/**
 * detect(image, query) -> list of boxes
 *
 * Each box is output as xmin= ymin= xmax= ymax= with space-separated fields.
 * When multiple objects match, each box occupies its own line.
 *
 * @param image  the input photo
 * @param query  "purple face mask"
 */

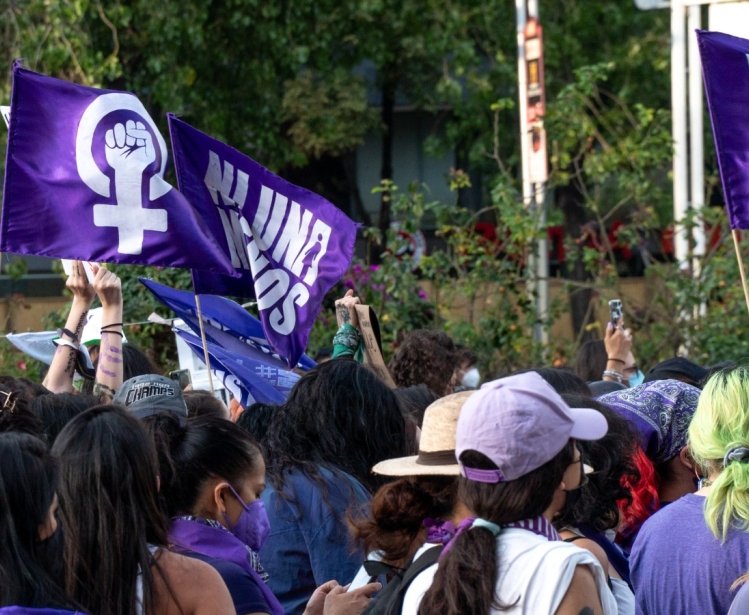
xmin=224 ymin=484 xmax=271 ymax=551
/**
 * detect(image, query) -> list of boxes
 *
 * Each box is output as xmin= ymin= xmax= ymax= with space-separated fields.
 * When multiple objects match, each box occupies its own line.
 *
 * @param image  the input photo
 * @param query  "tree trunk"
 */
xmin=557 ymin=183 xmax=594 ymax=342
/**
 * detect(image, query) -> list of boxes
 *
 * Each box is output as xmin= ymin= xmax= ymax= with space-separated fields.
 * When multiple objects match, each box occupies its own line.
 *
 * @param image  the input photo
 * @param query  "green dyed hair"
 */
xmin=689 ymin=366 xmax=749 ymax=541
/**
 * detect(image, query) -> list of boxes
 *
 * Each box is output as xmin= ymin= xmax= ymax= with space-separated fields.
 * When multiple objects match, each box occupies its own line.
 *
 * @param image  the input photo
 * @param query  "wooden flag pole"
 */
xmin=732 ymin=230 xmax=749 ymax=316
xmin=190 ymin=276 xmax=215 ymax=393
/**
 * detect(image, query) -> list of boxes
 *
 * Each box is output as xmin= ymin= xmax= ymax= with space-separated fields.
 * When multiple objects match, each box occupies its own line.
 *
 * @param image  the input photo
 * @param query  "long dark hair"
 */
xmin=31 ymin=393 xmax=97 ymax=446
xmin=148 ymin=413 xmax=263 ymax=518
xmin=349 ymin=475 xmax=458 ymax=569
xmin=265 ymin=359 xmax=410 ymax=495
xmin=419 ymin=444 xmax=574 ymax=615
xmin=0 ymin=432 xmax=68 ymax=608
xmin=52 ymin=405 xmax=169 ymax=615
xmin=556 ymin=395 xmax=641 ymax=532
xmin=575 ymin=340 xmax=608 ymax=383
xmin=0 ymin=379 xmax=44 ymax=438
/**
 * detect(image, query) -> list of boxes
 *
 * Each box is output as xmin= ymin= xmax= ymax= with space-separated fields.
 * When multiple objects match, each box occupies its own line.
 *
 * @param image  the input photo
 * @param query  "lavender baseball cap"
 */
xmin=456 ymin=372 xmax=608 ymax=483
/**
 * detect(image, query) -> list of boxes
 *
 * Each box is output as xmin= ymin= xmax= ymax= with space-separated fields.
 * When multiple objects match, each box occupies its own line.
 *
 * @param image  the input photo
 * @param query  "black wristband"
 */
xmin=60 ymin=327 xmax=79 ymax=342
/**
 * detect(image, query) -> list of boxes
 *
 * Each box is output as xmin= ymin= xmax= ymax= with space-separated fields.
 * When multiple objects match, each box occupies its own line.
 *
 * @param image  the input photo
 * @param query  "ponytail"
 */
xmin=420 ymin=445 xmax=573 ymax=614
xmin=419 ymin=522 xmax=501 ymax=615
xmin=689 ymin=367 xmax=749 ymax=541
xmin=705 ymin=452 xmax=749 ymax=540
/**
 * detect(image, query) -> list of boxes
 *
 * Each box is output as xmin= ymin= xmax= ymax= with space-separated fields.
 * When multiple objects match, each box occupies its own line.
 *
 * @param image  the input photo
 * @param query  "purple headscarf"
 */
xmin=599 ymin=379 xmax=700 ymax=464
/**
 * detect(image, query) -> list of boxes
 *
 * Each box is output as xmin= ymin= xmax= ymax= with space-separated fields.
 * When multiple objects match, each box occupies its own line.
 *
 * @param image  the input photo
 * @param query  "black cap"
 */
xmin=644 ymin=357 xmax=708 ymax=388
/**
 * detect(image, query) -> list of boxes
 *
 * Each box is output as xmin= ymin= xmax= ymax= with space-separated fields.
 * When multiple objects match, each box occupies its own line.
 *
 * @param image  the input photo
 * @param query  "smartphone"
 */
xmin=609 ymin=299 xmax=623 ymax=329
xmin=169 ymin=369 xmax=192 ymax=390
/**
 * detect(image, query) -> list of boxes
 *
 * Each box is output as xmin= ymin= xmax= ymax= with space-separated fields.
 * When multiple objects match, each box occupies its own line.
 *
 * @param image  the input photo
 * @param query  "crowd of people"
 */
xmin=1 ymin=261 xmax=748 ymax=614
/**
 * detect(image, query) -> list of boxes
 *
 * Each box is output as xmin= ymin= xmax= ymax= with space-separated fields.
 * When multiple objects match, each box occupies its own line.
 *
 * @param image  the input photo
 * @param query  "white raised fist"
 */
xmin=104 ymin=119 xmax=155 ymax=172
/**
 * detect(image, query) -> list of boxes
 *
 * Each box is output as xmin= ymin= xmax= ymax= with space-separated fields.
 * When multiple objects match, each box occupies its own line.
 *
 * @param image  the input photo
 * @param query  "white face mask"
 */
xmin=461 ymin=367 xmax=481 ymax=389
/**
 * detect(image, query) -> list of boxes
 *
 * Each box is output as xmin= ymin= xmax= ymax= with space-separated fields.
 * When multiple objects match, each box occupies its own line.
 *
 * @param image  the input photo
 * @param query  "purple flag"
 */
xmin=0 ymin=63 xmax=234 ymax=273
xmin=698 ymin=30 xmax=749 ymax=229
xmin=168 ymin=114 xmax=357 ymax=366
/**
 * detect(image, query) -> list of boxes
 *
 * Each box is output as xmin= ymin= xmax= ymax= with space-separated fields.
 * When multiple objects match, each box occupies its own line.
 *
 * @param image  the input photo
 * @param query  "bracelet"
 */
xmin=100 ymin=322 xmax=123 ymax=330
xmin=602 ymin=369 xmax=624 ymax=383
xmin=607 ymin=357 xmax=625 ymax=364
xmin=101 ymin=330 xmax=124 ymax=337
xmin=55 ymin=338 xmax=80 ymax=351
xmin=59 ymin=327 xmax=79 ymax=342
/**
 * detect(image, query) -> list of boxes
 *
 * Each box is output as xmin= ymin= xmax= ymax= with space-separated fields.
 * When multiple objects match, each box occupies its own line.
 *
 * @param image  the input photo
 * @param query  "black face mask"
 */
xmin=561 ymin=486 xmax=584 ymax=518
xmin=560 ymin=457 xmax=588 ymax=519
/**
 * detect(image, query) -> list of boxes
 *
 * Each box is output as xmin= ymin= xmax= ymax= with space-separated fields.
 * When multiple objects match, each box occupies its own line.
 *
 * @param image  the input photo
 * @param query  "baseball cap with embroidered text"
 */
xmin=113 ymin=374 xmax=188 ymax=424
xmin=456 ymin=372 xmax=608 ymax=483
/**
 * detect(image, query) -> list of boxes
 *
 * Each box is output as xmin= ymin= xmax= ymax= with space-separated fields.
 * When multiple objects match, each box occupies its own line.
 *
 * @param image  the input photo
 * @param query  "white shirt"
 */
xmin=402 ymin=529 xmax=617 ymax=615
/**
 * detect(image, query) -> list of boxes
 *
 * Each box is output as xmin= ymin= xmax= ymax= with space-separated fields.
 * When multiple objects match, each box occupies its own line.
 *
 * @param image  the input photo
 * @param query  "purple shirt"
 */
xmin=630 ymin=494 xmax=749 ymax=614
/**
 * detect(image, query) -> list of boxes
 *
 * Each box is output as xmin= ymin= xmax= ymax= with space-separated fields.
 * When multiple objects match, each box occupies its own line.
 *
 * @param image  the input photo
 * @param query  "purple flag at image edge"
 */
xmin=697 ymin=30 xmax=749 ymax=230
xmin=0 ymin=62 xmax=234 ymax=274
xmin=168 ymin=114 xmax=358 ymax=367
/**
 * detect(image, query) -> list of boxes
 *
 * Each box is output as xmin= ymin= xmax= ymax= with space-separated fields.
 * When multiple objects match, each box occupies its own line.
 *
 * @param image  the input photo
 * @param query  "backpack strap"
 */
xmin=364 ymin=545 xmax=443 ymax=615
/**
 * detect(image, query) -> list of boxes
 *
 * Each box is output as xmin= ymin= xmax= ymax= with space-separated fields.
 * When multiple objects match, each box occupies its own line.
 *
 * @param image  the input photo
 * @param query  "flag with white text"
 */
xmin=168 ymin=114 xmax=357 ymax=367
xmin=698 ymin=30 xmax=749 ymax=229
xmin=0 ymin=63 xmax=234 ymax=273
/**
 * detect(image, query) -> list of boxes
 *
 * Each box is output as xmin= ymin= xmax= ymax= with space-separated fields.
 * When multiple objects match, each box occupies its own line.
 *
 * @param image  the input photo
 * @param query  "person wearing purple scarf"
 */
xmin=151 ymin=414 xmax=378 ymax=615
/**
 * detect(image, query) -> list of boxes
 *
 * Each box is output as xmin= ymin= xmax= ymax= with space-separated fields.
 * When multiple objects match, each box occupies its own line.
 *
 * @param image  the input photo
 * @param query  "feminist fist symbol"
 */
xmin=93 ymin=118 xmax=166 ymax=255
xmin=104 ymin=120 xmax=155 ymax=173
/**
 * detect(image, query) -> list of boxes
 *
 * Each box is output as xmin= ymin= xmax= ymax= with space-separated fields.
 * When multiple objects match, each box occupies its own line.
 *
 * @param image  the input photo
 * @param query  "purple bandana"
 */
xmin=169 ymin=517 xmax=283 ymax=615
xmin=504 ymin=516 xmax=560 ymax=542
xmin=599 ymin=379 xmax=700 ymax=464
xmin=423 ymin=518 xmax=458 ymax=545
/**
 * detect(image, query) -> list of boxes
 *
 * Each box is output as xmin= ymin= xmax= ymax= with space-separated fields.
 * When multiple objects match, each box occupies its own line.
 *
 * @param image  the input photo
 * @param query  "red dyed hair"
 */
xmin=617 ymin=446 xmax=660 ymax=542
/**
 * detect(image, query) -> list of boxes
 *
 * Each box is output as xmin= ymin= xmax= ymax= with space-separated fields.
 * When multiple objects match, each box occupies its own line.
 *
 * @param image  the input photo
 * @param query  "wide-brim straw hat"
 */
xmin=372 ymin=390 xmax=475 ymax=477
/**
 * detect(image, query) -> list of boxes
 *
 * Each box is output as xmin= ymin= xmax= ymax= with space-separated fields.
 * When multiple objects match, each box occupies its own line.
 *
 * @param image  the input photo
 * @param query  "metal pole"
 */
xmin=671 ymin=0 xmax=690 ymax=270
xmin=516 ymin=1 xmax=533 ymax=211
xmin=526 ymin=0 xmax=548 ymax=347
xmin=688 ymin=4 xmax=705 ymax=272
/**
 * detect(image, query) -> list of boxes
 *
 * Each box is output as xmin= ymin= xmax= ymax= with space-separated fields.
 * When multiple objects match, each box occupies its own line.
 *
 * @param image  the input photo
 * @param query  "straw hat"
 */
xmin=372 ymin=390 xmax=475 ymax=476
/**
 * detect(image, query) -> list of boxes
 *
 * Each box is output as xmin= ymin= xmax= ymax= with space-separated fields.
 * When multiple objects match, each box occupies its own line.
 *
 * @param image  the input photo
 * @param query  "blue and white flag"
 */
xmin=177 ymin=329 xmax=299 ymax=407
xmin=141 ymin=278 xmax=316 ymax=371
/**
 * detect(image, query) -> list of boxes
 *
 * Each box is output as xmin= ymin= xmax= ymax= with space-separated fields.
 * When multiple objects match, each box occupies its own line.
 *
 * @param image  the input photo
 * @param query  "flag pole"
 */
xmin=732 ymin=230 xmax=749 ymax=315
xmin=191 ymin=273 xmax=215 ymax=392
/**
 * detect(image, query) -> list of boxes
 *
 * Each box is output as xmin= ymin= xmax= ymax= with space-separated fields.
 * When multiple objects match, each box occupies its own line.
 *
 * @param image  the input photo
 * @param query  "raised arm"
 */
xmin=332 ymin=289 xmax=362 ymax=360
xmin=43 ymin=261 xmax=95 ymax=393
xmin=92 ymin=266 xmax=123 ymax=403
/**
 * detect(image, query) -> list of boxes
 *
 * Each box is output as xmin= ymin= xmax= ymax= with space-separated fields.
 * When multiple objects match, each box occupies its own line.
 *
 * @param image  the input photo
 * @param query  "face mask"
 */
xmin=628 ymin=369 xmax=644 ymax=388
xmin=461 ymin=367 xmax=481 ymax=389
xmin=224 ymin=485 xmax=271 ymax=551
xmin=561 ymin=486 xmax=583 ymax=519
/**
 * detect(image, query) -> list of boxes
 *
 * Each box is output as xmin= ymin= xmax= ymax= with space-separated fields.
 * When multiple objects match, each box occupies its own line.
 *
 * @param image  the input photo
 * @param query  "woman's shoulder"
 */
xmin=151 ymin=550 xmax=235 ymax=615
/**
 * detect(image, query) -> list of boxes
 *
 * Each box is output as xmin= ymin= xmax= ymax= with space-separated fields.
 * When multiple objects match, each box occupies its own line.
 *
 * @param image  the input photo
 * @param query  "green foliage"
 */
xmin=1 ymin=0 xmax=743 ymax=380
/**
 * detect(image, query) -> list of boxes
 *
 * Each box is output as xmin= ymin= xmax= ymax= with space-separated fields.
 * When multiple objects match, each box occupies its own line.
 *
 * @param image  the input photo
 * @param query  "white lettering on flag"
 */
xmin=204 ymin=151 xmax=250 ymax=268
xmin=207 ymin=153 xmax=332 ymax=335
